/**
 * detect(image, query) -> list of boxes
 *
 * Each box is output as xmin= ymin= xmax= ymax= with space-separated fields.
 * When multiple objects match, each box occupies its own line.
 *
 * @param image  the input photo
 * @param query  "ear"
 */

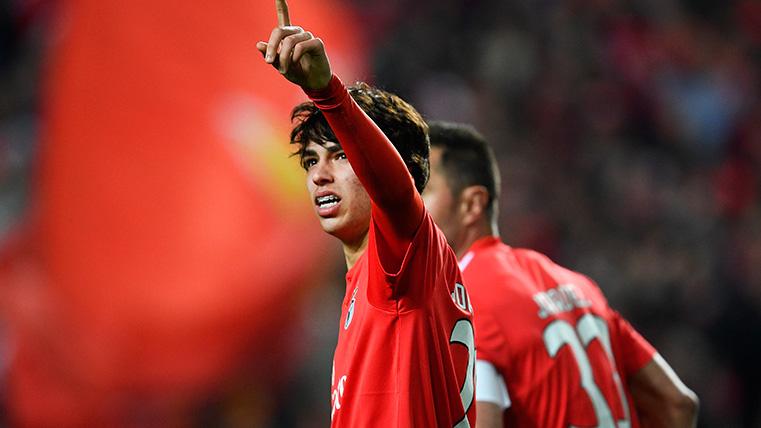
xmin=458 ymin=186 xmax=490 ymax=227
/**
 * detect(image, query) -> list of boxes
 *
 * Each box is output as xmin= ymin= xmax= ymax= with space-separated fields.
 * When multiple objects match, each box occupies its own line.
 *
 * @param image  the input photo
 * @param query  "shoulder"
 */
xmin=463 ymin=243 xmax=533 ymax=309
xmin=509 ymin=247 xmax=610 ymax=306
xmin=418 ymin=213 xmax=461 ymax=274
xmin=474 ymin=244 xmax=568 ymax=278
xmin=465 ymin=240 xmax=518 ymax=277
xmin=370 ymin=212 xmax=460 ymax=309
xmin=369 ymin=211 xmax=453 ymax=273
xmin=466 ymin=245 xmax=554 ymax=291
xmin=512 ymin=248 xmax=600 ymax=286
xmin=510 ymin=247 xmax=563 ymax=273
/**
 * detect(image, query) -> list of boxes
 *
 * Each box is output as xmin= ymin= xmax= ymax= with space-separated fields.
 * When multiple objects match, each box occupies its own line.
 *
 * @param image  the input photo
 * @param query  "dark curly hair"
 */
xmin=289 ymin=82 xmax=430 ymax=193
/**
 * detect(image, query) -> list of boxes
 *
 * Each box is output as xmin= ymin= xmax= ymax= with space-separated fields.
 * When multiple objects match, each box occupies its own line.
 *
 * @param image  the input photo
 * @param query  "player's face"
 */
xmin=422 ymin=147 xmax=461 ymax=245
xmin=303 ymin=141 xmax=371 ymax=243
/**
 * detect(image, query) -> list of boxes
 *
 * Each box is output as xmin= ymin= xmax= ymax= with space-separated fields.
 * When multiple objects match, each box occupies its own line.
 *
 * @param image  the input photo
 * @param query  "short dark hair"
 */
xmin=428 ymin=121 xmax=501 ymax=216
xmin=290 ymin=82 xmax=429 ymax=193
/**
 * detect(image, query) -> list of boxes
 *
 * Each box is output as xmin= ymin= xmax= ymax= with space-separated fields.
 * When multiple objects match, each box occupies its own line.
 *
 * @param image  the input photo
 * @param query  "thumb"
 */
xmin=256 ymin=41 xmax=268 ymax=57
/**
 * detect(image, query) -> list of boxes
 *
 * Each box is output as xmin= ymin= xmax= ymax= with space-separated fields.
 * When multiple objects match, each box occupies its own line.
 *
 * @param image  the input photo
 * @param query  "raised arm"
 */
xmin=304 ymin=77 xmax=424 ymax=244
xmin=257 ymin=26 xmax=425 ymax=269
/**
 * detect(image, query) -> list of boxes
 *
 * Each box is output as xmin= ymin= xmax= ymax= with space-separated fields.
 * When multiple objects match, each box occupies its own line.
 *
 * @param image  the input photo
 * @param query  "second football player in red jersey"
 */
xmin=422 ymin=121 xmax=699 ymax=428
xmin=256 ymin=12 xmax=476 ymax=428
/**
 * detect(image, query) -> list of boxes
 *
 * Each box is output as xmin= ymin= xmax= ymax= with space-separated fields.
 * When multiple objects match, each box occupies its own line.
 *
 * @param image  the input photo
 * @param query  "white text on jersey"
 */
xmin=451 ymin=282 xmax=473 ymax=313
xmin=533 ymin=283 xmax=591 ymax=319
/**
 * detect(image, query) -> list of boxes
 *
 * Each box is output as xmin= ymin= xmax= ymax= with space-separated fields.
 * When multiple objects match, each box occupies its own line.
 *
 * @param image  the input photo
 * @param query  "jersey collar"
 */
xmin=458 ymin=236 xmax=501 ymax=271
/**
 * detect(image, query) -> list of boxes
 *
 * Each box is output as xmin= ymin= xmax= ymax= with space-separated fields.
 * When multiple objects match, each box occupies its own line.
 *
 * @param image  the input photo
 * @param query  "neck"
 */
xmin=343 ymin=232 xmax=369 ymax=270
xmin=454 ymin=220 xmax=499 ymax=260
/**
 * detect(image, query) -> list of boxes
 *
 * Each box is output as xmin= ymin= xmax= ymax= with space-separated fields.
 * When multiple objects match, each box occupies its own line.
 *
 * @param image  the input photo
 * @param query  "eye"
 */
xmin=302 ymin=158 xmax=317 ymax=170
xmin=335 ymin=151 xmax=347 ymax=160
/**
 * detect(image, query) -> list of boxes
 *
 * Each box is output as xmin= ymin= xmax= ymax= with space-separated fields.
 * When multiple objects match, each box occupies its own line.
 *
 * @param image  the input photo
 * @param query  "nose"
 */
xmin=310 ymin=159 xmax=334 ymax=186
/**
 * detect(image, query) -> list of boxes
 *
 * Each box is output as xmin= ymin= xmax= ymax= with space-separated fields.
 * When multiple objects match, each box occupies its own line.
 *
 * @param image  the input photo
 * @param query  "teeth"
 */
xmin=316 ymin=195 xmax=340 ymax=207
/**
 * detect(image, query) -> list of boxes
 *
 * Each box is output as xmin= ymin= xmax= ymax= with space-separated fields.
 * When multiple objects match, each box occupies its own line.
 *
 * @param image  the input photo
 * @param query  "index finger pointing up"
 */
xmin=275 ymin=0 xmax=291 ymax=27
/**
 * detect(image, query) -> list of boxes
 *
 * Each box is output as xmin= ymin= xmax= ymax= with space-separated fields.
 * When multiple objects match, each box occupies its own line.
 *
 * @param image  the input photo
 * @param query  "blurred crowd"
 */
xmin=2 ymin=0 xmax=761 ymax=427
xmin=1 ymin=1 xmax=43 ymax=425
xmin=0 ymin=0 xmax=41 ymax=245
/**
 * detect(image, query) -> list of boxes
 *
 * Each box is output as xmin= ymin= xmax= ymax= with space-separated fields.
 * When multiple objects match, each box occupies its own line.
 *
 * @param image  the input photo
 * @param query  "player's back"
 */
xmin=462 ymin=237 xmax=654 ymax=428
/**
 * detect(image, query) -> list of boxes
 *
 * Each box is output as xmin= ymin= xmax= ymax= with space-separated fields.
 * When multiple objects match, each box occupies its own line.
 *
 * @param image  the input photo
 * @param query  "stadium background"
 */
xmin=1 ymin=0 xmax=759 ymax=426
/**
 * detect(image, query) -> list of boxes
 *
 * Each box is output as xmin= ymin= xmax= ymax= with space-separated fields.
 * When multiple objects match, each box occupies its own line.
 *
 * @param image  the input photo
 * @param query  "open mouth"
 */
xmin=315 ymin=194 xmax=341 ymax=209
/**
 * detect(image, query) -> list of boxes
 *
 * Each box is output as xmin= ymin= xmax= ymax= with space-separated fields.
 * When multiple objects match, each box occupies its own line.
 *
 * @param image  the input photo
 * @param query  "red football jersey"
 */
xmin=330 ymin=213 xmax=476 ymax=427
xmin=303 ymin=76 xmax=476 ymax=427
xmin=461 ymin=237 xmax=655 ymax=428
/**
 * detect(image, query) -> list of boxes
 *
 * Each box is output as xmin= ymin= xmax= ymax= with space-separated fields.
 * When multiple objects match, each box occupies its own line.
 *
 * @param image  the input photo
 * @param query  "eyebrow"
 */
xmin=303 ymin=144 xmax=343 ymax=158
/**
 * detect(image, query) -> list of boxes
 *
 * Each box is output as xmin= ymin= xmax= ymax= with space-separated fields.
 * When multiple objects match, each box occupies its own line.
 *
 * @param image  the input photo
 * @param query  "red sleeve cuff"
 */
xmin=303 ymin=74 xmax=347 ymax=110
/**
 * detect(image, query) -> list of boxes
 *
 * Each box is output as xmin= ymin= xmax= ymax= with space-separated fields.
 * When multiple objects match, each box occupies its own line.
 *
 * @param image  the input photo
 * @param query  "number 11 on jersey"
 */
xmin=543 ymin=314 xmax=631 ymax=428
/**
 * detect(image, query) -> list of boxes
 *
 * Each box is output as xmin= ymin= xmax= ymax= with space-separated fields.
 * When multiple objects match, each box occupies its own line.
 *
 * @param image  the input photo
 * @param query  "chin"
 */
xmin=318 ymin=218 xmax=342 ymax=236
xmin=322 ymin=220 xmax=367 ymax=244
xmin=319 ymin=218 xmax=350 ymax=238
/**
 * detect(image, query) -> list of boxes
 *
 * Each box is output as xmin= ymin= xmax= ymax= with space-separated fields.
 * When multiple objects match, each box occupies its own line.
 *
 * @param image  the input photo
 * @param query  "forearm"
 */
xmin=630 ymin=354 xmax=699 ymax=428
xmin=636 ymin=400 xmax=698 ymax=428
xmin=475 ymin=402 xmax=504 ymax=428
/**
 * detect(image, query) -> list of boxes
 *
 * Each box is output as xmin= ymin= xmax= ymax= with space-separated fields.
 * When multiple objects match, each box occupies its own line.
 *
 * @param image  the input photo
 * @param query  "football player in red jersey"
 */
xmin=256 ymin=11 xmax=477 ymax=428
xmin=422 ymin=121 xmax=699 ymax=428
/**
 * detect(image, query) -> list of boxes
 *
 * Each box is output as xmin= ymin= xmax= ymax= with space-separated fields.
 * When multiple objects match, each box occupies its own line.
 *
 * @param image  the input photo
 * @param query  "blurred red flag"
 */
xmin=0 ymin=0 xmax=366 ymax=425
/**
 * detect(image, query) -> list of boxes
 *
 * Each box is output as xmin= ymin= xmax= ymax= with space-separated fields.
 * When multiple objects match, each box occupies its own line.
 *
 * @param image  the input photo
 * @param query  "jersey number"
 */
xmin=450 ymin=319 xmax=475 ymax=428
xmin=543 ymin=314 xmax=631 ymax=428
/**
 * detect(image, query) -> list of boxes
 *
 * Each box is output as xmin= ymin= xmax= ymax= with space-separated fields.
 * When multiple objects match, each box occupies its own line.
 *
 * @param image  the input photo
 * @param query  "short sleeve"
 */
xmin=473 ymin=309 xmax=509 ymax=372
xmin=610 ymin=309 xmax=656 ymax=376
xmin=475 ymin=360 xmax=511 ymax=409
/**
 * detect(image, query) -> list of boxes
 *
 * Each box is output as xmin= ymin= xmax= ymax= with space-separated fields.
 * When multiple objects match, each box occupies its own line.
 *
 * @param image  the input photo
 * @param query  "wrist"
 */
xmin=305 ymin=73 xmax=333 ymax=92
xmin=304 ymin=74 xmax=345 ymax=105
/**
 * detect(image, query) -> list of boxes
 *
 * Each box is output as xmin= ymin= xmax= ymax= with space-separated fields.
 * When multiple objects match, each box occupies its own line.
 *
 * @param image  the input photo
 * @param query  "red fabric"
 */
xmin=1 ymin=0 xmax=367 ymax=425
xmin=462 ymin=237 xmax=656 ymax=428
xmin=331 ymin=214 xmax=475 ymax=427
xmin=308 ymin=78 xmax=475 ymax=427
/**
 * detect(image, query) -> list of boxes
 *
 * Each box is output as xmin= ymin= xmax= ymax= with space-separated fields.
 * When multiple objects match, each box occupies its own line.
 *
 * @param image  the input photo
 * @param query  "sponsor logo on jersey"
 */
xmin=331 ymin=373 xmax=348 ymax=420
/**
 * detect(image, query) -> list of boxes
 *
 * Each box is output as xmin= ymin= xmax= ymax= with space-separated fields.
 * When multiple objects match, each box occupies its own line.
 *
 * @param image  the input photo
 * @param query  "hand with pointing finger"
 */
xmin=257 ymin=1 xmax=332 ymax=91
